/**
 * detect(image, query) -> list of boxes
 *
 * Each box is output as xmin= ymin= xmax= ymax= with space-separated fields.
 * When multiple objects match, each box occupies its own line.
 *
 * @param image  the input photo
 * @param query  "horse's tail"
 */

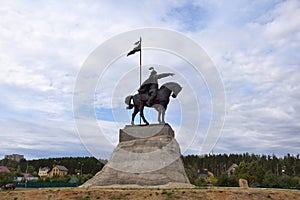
xmin=125 ymin=95 xmax=134 ymax=109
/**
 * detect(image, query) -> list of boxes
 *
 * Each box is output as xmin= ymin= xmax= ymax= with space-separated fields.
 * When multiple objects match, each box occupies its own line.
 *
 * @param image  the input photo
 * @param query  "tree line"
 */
xmin=1 ymin=153 xmax=300 ymax=188
xmin=183 ymin=153 xmax=300 ymax=188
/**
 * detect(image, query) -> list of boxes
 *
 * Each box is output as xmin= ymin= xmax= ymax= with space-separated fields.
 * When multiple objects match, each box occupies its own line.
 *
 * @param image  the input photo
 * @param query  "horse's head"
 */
xmin=161 ymin=82 xmax=182 ymax=98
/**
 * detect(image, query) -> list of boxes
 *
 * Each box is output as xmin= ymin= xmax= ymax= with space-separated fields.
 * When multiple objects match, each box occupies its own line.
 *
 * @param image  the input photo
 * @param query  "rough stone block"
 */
xmin=81 ymin=124 xmax=191 ymax=187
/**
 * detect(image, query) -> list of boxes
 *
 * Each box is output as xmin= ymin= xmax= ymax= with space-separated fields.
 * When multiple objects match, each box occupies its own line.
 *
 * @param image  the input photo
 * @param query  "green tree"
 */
xmin=234 ymin=160 xmax=250 ymax=181
xmin=278 ymin=174 xmax=291 ymax=188
xmin=0 ymin=172 xmax=14 ymax=184
xmin=183 ymin=166 xmax=198 ymax=185
xmin=195 ymin=178 xmax=207 ymax=187
xmin=248 ymin=160 xmax=265 ymax=184
xmin=262 ymin=170 xmax=278 ymax=188
xmin=208 ymin=175 xmax=218 ymax=185
xmin=216 ymin=173 xmax=238 ymax=187
xmin=26 ymin=165 xmax=36 ymax=174
xmin=290 ymin=176 xmax=300 ymax=188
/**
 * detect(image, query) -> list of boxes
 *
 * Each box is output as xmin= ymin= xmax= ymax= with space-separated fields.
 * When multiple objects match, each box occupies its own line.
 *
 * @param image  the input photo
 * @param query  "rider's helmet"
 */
xmin=149 ymin=67 xmax=157 ymax=76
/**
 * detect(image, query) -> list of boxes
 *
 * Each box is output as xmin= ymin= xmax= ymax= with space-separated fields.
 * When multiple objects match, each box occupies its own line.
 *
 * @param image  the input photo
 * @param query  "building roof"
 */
xmin=39 ymin=167 xmax=50 ymax=172
xmin=227 ymin=163 xmax=238 ymax=176
xmin=56 ymin=165 xmax=68 ymax=171
xmin=4 ymin=154 xmax=24 ymax=162
xmin=23 ymin=173 xmax=33 ymax=178
xmin=227 ymin=163 xmax=238 ymax=171
xmin=198 ymin=169 xmax=214 ymax=178
xmin=0 ymin=166 xmax=10 ymax=173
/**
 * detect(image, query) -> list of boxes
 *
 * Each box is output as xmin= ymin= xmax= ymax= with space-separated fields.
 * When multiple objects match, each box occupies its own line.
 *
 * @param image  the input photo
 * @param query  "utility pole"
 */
xmin=78 ymin=162 xmax=84 ymax=177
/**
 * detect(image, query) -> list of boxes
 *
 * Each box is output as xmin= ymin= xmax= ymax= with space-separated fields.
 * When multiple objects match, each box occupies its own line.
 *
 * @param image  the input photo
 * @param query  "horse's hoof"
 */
xmin=131 ymin=121 xmax=134 ymax=125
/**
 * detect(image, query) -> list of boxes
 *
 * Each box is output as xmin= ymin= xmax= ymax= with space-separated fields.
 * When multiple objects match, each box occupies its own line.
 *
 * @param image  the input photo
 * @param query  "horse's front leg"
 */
xmin=140 ymin=105 xmax=149 ymax=125
xmin=154 ymin=105 xmax=162 ymax=124
xmin=158 ymin=108 xmax=162 ymax=124
xmin=161 ymin=105 xmax=167 ymax=124
xmin=161 ymin=109 xmax=165 ymax=124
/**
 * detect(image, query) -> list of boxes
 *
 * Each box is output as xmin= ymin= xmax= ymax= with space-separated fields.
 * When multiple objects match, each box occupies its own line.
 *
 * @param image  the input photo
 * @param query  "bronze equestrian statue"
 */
xmin=125 ymin=68 xmax=182 ymax=125
xmin=139 ymin=67 xmax=174 ymax=106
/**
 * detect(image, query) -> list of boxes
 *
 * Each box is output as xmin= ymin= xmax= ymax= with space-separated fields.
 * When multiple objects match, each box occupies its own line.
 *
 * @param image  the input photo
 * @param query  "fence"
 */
xmin=17 ymin=182 xmax=78 ymax=188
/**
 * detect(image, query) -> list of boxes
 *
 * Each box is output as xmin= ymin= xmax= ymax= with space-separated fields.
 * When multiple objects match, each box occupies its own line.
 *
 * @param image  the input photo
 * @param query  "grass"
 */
xmin=74 ymin=196 xmax=90 ymax=200
xmin=0 ymin=187 xmax=299 ymax=200
xmin=108 ymin=193 xmax=130 ymax=200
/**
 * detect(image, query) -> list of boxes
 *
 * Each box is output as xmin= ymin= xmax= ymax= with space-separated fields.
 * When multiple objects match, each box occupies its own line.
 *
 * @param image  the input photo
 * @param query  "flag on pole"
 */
xmin=127 ymin=37 xmax=142 ymax=124
xmin=127 ymin=40 xmax=141 ymax=56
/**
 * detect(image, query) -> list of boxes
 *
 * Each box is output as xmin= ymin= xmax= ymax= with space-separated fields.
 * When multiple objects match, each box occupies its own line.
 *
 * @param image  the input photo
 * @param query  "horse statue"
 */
xmin=125 ymin=82 xmax=182 ymax=125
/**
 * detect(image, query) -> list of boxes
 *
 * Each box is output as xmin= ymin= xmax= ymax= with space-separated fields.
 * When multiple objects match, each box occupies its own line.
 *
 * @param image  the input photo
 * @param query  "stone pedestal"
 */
xmin=81 ymin=124 xmax=191 ymax=187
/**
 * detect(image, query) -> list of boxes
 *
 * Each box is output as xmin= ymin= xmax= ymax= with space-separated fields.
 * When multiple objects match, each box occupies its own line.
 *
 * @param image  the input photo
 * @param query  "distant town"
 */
xmin=0 ymin=154 xmax=106 ymax=187
xmin=1 ymin=153 xmax=300 ymax=189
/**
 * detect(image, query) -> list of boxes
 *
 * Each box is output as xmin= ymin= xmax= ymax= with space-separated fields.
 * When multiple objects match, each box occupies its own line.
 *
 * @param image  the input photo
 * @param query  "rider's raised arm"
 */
xmin=156 ymin=73 xmax=175 ymax=79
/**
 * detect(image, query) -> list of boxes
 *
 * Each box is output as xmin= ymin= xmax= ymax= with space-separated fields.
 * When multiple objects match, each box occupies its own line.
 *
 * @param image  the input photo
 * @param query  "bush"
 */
xmin=291 ymin=176 xmax=300 ymax=188
xmin=262 ymin=170 xmax=279 ymax=188
xmin=195 ymin=178 xmax=207 ymax=187
xmin=216 ymin=173 xmax=238 ymax=187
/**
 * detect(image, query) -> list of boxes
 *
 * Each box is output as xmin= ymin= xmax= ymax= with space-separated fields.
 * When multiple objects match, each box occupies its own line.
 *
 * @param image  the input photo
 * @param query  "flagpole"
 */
xmin=139 ymin=37 xmax=142 ymax=125
xmin=139 ymin=37 xmax=142 ymax=88
xmin=127 ymin=37 xmax=142 ymax=125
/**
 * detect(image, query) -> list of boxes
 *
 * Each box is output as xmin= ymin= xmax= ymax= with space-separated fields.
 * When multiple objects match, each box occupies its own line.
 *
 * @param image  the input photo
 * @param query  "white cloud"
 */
xmin=0 ymin=0 xmax=299 ymax=159
xmin=183 ymin=0 xmax=300 ymax=156
xmin=0 ymin=117 xmax=88 ymax=159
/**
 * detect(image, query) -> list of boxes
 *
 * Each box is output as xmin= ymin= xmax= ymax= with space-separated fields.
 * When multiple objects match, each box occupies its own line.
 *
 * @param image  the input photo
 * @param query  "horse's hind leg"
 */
xmin=131 ymin=107 xmax=139 ymax=125
xmin=140 ymin=106 xmax=149 ymax=125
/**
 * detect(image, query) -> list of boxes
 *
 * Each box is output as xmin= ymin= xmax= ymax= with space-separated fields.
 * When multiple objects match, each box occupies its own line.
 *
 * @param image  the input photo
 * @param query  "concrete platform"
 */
xmin=119 ymin=123 xmax=174 ymax=142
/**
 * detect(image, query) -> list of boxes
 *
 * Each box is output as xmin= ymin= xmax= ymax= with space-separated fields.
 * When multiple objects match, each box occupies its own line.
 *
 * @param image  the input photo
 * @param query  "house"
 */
xmin=38 ymin=167 xmax=50 ymax=178
xmin=48 ymin=165 xmax=68 ymax=177
xmin=198 ymin=169 xmax=214 ymax=179
xmin=15 ymin=173 xmax=38 ymax=182
xmin=0 ymin=166 xmax=11 ymax=173
xmin=227 ymin=163 xmax=238 ymax=176
xmin=4 ymin=154 xmax=24 ymax=162
xmin=23 ymin=173 xmax=38 ymax=181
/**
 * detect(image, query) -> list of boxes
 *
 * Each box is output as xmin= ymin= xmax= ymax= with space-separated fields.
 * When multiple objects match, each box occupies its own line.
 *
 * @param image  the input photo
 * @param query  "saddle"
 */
xmin=138 ymin=83 xmax=158 ymax=101
xmin=139 ymin=93 xmax=149 ymax=101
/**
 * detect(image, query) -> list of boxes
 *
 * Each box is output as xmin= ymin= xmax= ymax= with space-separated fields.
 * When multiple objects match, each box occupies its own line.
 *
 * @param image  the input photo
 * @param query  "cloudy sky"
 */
xmin=0 ymin=0 xmax=299 ymax=160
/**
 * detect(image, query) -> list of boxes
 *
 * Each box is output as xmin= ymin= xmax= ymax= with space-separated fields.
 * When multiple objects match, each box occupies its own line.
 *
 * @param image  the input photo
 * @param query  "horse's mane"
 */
xmin=160 ymin=82 xmax=181 ymax=90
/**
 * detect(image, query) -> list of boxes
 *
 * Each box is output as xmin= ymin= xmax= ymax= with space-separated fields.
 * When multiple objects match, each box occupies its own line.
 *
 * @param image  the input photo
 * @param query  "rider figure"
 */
xmin=138 ymin=67 xmax=174 ymax=106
